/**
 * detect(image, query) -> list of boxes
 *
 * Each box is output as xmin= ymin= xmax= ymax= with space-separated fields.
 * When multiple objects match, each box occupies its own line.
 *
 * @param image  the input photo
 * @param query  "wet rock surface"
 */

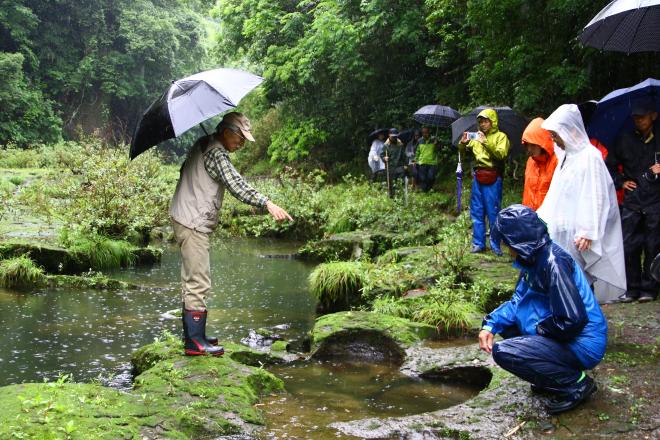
xmin=328 ymin=302 xmax=660 ymax=440
xmin=310 ymin=311 xmax=438 ymax=361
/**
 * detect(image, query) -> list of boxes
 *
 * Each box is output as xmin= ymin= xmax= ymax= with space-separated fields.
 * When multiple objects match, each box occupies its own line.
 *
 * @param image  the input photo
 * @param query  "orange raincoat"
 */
xmin=522 ymin=118 xmax=557 ymax=211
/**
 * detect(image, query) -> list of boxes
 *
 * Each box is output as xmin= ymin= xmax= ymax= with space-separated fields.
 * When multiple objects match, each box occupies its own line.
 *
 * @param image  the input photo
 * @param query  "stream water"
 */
xmin=0 ymin=237 xmax=482 ymax=436
xmin=0 ymin=238 xmax=315 ymax=386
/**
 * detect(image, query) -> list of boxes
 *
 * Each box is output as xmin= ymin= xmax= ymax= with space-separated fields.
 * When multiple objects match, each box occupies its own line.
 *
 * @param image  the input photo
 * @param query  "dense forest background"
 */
xmin=1 ymin=0 xmax=658 ymax=171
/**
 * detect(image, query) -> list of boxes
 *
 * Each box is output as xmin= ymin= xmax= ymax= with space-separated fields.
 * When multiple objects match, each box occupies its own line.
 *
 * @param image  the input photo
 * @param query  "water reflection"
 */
xmin=0 ymin=238 xmax=315 ymax=386
xmin=261 ymin=360 xmax=483 ymax=439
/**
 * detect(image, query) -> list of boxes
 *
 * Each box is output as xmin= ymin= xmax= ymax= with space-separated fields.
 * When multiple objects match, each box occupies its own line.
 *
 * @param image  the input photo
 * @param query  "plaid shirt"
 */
xmin=203 ymin=145 xmax=268 ymax=208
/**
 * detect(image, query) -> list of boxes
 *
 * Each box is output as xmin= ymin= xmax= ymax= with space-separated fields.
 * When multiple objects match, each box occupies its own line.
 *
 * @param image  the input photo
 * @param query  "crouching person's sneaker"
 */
xmin=638 ymin=291 xmax=656 ymax=303
xmin=546 ymin=376 xmax=597 ymax=415
xmin=470 ymin=245 xmax=485 ymax=254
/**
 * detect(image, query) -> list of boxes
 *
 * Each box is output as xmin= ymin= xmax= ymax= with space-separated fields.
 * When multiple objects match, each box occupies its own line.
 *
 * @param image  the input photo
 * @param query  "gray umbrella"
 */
xmin=130 ymin=68 xmax=264 ymax=159
xmin=580 ymin=0 xmax=660 ymax=53
xmin=413 ymin=105 xmax=461 ymax=128
xmin=450 ymin=106 xmax=527 ymax=157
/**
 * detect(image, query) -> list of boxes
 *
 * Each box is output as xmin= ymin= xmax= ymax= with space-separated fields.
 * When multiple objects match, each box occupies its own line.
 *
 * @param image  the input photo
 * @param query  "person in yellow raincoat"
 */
xmin=459 ymin=108 xmax=510 ymax=256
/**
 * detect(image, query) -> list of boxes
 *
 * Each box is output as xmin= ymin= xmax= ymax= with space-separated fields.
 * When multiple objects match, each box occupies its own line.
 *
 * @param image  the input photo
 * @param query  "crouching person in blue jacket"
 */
xmin=478 ymin=204 xmax=608 ymax=414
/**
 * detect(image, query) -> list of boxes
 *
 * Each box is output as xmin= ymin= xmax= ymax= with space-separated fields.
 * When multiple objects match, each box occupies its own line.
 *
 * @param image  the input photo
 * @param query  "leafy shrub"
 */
xmin=469 ymin=277 xmax=514 ymax=313
xmin=0 ymin=146 xmax=43 ymax=168
xmin=432 ymin=212 xmax=473 ymax=283
xmin=309 ymin=261 xmax=366 ymax=308
xmin=0 ymin=255 xmax=46 ymax=288
xmin=32 ymin=139 xmax=177 ymax=240
xmin=268 ymin=119 xmax=328 ymax=163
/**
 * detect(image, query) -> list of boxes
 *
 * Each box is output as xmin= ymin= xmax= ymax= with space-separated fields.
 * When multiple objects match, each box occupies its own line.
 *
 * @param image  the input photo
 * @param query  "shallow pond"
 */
xmin=260 ymin=360 xmax=483 ymax=439
xmin=0 ymin=238 xmax=315 ymax=386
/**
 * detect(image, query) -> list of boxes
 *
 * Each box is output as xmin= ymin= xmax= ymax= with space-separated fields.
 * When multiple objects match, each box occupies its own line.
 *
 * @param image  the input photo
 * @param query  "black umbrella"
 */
xmin=413 ymin=105 xmax=461 ymax=128
xmin=130 ymin=68 xmax=264 ymax=159
xmin=398 ymin=128 xmax=417 ymax=145
xmin=450 ymin=106 xmax=528 ymax=157
xmin=580 ymin=0 xmax=660 ymax=53
xmin=367 ymin=128 xmax=389 ymax=143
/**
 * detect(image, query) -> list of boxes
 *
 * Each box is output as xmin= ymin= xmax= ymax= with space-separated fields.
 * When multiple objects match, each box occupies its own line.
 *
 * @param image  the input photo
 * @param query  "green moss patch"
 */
xmin=0 ymin=335 xmax=285 ymax=439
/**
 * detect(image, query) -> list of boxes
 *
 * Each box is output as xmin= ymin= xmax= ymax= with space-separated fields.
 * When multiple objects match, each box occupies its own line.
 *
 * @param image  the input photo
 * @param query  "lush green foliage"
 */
xmin=212 ymin=0 xmax=659 ymax=172
xmin=0 ymin=52 xmax=61 ymax=145
xmin=432 ymin=212 xmax=472 ymax=283
xmin=55 ymin=143 xmax=175 ymax=239
xmin=0 ymin=0 xmax=209 ymax=146
xmin=220 ymin=172 xmax=451 ymax=242
xmin=212 ymin=0 xmax=441 ymax=166
xmin=0 ymin=255 xmax=45 ymax=288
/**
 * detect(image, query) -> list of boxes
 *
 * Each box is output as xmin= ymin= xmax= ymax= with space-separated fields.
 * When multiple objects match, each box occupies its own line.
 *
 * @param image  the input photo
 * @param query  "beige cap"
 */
xmin=216 ymin=112 xmax=255 ymax=142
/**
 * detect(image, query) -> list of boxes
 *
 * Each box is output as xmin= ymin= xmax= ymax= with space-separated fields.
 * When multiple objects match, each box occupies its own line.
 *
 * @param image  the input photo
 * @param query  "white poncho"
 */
xmin=368 ymin=139 xmax=385 ymax=173
xmin=538 ymin=104 xmax=626 ymax=302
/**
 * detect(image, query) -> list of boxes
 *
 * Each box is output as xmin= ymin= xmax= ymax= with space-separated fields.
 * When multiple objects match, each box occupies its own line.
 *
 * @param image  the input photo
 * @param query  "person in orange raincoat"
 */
xmin=521 ymin=118 xmax=558 ymax=210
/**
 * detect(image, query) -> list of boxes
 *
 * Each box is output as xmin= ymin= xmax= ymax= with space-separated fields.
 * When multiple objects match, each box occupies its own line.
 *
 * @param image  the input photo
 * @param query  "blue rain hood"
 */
xmin=492 ymin=204 xmax=550 ymax=263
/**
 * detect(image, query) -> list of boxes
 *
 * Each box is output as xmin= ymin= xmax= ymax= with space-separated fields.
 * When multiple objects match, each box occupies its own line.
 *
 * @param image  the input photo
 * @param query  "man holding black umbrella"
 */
xmin=605 ymin=97 xmax=659 ymax=303
xmin=170 ymin=112 xmax=293 ymax=356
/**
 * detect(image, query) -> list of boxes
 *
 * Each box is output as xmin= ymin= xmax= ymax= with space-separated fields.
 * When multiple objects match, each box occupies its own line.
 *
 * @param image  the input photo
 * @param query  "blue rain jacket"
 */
xmin=483 ymin=205 xmax=608 ymax=369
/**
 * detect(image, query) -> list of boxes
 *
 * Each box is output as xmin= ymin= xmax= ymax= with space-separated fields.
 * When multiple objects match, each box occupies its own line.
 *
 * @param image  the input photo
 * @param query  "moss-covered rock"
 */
xmin=310 ymin=311 xmax=438 ymax=363
xmin=0 ymin=241 xmax=162 ymax=274
xmin=298 ymin=230 xmax=394 ymax=262
xmin=0 ymin=335 xmax=285 ymax=439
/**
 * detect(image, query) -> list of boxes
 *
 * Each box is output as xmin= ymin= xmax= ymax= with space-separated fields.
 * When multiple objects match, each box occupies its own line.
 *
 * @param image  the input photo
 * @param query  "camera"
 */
xmin=466 ymin=131 xmax=479 ymax=141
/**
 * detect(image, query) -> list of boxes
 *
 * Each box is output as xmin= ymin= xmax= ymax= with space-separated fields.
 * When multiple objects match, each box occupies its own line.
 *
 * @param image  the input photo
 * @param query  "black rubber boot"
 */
xmin=183 ymin=309 xmax=224 ymax=356
xmin=182 ymin=305 xmax=218 ymax=346
xmin=546 ymin=376 xmax=597 ymax=415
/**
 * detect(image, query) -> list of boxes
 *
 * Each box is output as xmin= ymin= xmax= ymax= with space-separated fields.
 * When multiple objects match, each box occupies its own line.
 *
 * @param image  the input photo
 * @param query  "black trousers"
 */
xmin=621 ymin=207 xmax=660 ymax=297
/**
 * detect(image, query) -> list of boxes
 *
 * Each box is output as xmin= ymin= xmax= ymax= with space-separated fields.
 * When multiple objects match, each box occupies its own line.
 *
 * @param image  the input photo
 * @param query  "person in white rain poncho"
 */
xmin=368 ymin=132 xmax=386 ymax=177
xmin=537 ymin=104 xmax=626 ymax=303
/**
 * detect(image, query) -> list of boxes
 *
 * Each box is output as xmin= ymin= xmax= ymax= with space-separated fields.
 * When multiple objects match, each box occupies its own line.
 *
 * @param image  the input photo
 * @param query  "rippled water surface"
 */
xmin=0 ymin=238 xmax=315 ymax=386
xmin=260 ymin=360 xmax=483 ymax=439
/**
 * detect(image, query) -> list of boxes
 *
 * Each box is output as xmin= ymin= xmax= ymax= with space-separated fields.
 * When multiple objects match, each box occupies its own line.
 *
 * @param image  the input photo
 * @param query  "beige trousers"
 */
xmin=172 ymin=220 xmax=211 ymax=311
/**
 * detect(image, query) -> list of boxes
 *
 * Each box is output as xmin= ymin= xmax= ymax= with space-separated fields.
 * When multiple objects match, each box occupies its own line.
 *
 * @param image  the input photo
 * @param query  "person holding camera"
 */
xmin=459 ymin=108 xmax=510 ymax=256
xmin=605 ymin=96 xmax=659 ymax=303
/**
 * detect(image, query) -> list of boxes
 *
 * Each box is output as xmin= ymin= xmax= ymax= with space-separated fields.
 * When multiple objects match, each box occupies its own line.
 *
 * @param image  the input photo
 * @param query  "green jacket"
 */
xmin=415 ymin=137 xmax=438 ymax=166
xmin=380 ymin=138 xmax=406 ymax=169
xmin=459 ymin=108 xmax=510 ymax=170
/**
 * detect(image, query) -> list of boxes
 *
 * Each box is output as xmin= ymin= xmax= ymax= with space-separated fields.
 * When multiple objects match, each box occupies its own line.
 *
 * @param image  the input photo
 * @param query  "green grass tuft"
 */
xmin=62 ymin=231 xmax=136 ymax=270
xmin=308 ymin=261 xmax=365 ymax=306
xmin=0 ymin=255 xmax=46 ymax=288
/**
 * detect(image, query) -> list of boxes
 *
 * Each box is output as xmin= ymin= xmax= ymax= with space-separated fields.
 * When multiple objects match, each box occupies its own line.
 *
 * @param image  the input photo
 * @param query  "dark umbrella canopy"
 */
xmin=130 ymin=68 xmax=264 ymax=159
xmin=413 ymin=105 xmax=461 ymax=128
xmin=580 ymin=0 xmax=660 ymax=53
xmin=587 ymin=77 xmax=659 ymax=148
xmin=367 ymin=128 xmax=389 ymax=143
xmin=450 ymin=106 xmax=528 ymax=157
